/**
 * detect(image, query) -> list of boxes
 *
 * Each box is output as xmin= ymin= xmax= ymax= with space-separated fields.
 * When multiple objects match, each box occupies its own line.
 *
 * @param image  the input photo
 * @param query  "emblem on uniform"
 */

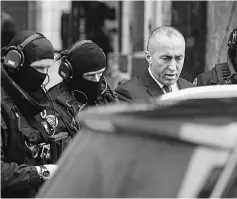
xmin=45 ymin=114 xmax=59 ymax=132
xmin=40 ymin=110 xmax=47 ymax=120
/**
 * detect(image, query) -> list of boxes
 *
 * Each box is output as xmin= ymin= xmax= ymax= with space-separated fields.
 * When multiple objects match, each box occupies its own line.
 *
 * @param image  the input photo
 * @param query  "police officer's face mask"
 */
xmin=76 ymin=68 xmax=106 ymax=101
xmin=13 ymin=59 xmax=53 ymax=93
xmin=13 ymin=64 xmax=47 ymax=93
xmin=30 ymin=59 xmax=53 ymax=88
xmin=74 ymin=74 xmax=103 ymax=102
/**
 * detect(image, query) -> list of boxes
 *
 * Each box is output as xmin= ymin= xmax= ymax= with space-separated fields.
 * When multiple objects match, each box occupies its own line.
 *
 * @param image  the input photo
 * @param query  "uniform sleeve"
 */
xmin=1 ymin=150 xmax=41 ymax=192
xmin=1 ymin=122 xmax=41 ymax=192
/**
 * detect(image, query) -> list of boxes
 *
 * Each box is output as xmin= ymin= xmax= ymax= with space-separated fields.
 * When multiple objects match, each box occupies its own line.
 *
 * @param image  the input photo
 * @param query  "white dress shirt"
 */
xmin=148 ymin=67 xmax=179 ymax=93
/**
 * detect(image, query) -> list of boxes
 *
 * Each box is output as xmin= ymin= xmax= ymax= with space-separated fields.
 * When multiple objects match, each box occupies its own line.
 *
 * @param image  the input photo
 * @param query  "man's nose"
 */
xmin=169 ymin=59 xmax=176 ymax=71
xmin=93 ymin=74 xmax=101 ymax=82
xmin=42 ymin=68 xmax=49 ymax=74
xmin=35 ymin=67 xmax=48 ymax=74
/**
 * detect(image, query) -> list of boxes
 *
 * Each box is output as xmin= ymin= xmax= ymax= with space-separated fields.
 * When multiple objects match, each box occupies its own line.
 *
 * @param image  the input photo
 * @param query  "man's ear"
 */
xmin=145 ymin=51 xmax=152 ymax=65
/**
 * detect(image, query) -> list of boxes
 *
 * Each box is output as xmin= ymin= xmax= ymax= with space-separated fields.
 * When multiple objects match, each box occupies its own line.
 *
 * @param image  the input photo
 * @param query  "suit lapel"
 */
xmin=141 ymin=69 xmax=164 ymax=99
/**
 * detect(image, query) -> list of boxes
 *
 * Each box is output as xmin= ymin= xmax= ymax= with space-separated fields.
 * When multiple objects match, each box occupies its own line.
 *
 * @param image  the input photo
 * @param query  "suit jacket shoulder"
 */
xmin=115 ymin=76 xmax=142 ymax=103
xmin=115 ymin=68 xmax=164 ymax=103
xmin=116 ymin=74 xmax=195 ymax=103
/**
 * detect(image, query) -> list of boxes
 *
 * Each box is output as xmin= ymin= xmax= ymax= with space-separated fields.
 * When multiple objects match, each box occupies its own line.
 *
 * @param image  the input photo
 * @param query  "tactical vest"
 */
xmin=1 ymin=64 xmax=82 ymax=169
xmin=1 ymin=85 xmax=80 ymax=165
xmin=54 ymin=91 xmax=83 ymax=133
xmin=1 ymin=86 xmax=44 ymax=165
xmin=48 ymin=83 xmax=87 ymax=132
xmin=211 ymin=62 xmax=231 ymax=83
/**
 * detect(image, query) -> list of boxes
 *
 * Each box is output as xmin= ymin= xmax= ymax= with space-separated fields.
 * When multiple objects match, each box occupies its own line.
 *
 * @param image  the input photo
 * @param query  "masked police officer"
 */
xmin=1 ymin=30 xmax=77 ymax=198
xmin=48 ymin=40 xmax=118 ymax=118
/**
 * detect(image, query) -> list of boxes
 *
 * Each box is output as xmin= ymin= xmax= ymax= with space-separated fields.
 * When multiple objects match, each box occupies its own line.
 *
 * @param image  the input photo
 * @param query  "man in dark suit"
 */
xmin=115 ymin=26 xmax=195 ymax=103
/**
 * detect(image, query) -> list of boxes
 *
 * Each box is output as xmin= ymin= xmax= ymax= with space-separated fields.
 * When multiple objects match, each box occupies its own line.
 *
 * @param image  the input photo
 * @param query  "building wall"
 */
xmin=35 ymin=1 xmax=71 ymax=51
xmin=1 ymin=0 xmax=71 ymax=51
xmin=130 ymin=1 xmax=144 ymax=52
xmin=144 ymin=1 xmax=172 ymax=50
xmin=121 ymin=1 xmax=133 ymax=54
xmin=28 ymin=1 xmax=37 ymax=31
xmin=206 ymin=1 xmax=237 ymax=70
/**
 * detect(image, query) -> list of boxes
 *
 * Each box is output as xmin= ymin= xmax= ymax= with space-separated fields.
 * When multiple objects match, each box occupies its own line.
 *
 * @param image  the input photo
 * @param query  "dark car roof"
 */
xmin=37 ymin=85 xmax=237 ymax=198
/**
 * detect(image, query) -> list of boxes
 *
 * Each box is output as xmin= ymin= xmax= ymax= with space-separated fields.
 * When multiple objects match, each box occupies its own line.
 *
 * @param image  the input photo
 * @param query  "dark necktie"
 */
xmin=163 ymin=85 xmax=172 ymax=93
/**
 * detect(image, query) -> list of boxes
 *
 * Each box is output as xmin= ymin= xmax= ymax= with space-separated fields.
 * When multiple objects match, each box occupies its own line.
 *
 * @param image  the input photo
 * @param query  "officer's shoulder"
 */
xmin=197 ymin=62 xmax=228 ymax=79
xmin=197 ymin=69 xmax=213 ymax=79
xmin=48 ymin=82 xmax=66 ymax=97
xmin=194 ymin=66 xmax=218 ymax=86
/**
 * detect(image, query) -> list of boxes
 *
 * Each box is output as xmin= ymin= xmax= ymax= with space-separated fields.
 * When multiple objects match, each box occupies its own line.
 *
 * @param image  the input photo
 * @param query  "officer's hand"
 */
xmin=44 ymin=164 xmax=58 ymax=177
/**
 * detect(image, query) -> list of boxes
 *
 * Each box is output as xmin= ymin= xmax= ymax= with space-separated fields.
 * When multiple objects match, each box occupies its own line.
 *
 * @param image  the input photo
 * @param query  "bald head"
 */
xmin=147 ymin=26 xmax=185 ymax=54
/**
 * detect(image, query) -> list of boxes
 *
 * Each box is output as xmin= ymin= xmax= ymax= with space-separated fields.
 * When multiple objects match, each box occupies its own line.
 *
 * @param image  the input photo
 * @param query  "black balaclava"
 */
xmin=6 ymin=30 xmax=54 ymax=93
xmin=67 ymin=42 xmax=107 ymax=102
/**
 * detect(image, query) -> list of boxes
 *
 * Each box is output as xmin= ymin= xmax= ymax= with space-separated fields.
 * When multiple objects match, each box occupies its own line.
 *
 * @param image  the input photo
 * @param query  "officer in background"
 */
xmin=1 ymin=30 xmax=76 ymax=198
xmin=49 ymin=39 xmax=118 ymax=116
xmin=194 ymin=28 xmax=237 ymax=86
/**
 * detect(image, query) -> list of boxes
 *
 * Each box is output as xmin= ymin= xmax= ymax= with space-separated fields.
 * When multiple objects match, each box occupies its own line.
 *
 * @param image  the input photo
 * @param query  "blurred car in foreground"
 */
xmin=37 ymin=85 xmax=237 ymax=198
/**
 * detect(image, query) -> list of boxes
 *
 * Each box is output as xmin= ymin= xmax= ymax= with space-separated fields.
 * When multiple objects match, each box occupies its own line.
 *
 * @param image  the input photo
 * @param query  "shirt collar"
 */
xmin=148 ymin=66 xmax=179 ymax=92
xmin=148 ymin=66 xmax=164 ymax=89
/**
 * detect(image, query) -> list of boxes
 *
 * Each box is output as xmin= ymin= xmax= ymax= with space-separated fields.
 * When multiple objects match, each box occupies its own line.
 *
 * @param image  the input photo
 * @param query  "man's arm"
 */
xmin=1 ymin=126 xmax=57 ymax=193
xmin=1 ymin=117 xmax=41 ymax=191
xmin=1 ymin=150 xmax=41 ymax=191
xmin=1 ymin=150 xmax=58 ymax=193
